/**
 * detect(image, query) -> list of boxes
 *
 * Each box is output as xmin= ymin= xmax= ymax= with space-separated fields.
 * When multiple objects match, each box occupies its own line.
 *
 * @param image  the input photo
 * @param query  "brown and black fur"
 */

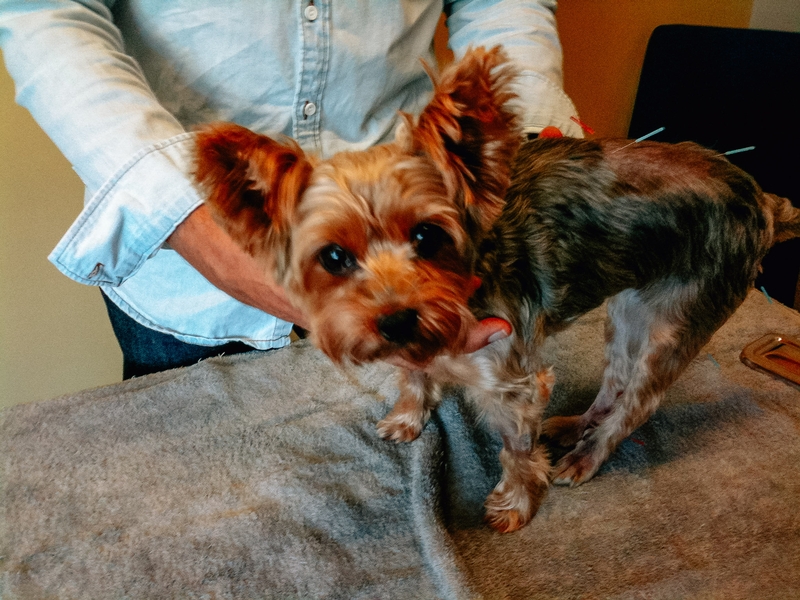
xmin=468 ymin=136 xmax=800 ymax=491
xmin=193 ymin=46 xmax=800 ymax=532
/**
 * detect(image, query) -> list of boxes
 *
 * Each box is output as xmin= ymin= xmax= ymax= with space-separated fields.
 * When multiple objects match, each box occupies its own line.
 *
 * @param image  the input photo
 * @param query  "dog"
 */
xmin=193 ymin=46 xmax=800 ymax=533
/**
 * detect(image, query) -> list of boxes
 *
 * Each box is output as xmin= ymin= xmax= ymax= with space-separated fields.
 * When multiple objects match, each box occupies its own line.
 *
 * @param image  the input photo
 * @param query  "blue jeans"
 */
xmin=101 ymin=291 xmax=256 ymax=379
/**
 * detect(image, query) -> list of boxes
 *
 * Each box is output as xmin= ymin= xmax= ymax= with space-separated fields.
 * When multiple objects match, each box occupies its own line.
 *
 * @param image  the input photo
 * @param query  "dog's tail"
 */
xmin=764 ymin=193 xmax=800 ymax=245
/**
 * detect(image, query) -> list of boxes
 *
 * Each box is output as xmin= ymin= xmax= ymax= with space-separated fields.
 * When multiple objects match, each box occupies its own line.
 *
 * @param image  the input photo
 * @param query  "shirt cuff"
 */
xmin=49 ymin=133 xmax=202 ymax=286
xmin=513 ymin=70 xmax=584 ymax=138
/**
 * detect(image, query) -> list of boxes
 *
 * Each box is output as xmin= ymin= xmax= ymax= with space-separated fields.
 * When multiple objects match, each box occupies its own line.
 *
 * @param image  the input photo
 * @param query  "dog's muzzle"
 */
xmin=376 ymin=309 xmax=419 ymax=345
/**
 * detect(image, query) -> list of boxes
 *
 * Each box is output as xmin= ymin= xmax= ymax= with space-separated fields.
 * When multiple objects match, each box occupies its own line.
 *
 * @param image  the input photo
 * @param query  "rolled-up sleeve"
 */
xmin=0 ymin=0 xmax=200 ymax=285
xmin=444 ymin=0 xmax=583 ymax=138
xmin=48 ymin=134 xmax=202 ymax=285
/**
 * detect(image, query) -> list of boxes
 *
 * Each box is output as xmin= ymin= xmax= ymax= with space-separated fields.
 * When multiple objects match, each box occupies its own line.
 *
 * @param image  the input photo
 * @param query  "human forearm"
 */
xmin=166 ymin=204 xmax=308 ymax=328
xmin=444 ymin=0 xmax=582 ymax=137
xmin=0 ymin=1 xmax=186 ymax=193
xmin=1 ymin=2 xmax=206 ymax=288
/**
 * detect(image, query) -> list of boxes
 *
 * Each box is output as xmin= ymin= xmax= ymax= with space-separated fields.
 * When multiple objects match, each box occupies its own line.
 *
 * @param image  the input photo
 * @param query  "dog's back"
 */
xmin=476 ymin=135 xmax=800 ymax=488
xmin=481 ymin=137 xmax=799 ymax=328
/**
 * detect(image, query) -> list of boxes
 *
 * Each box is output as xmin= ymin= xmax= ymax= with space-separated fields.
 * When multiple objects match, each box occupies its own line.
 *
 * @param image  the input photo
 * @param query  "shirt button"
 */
xmin=304 ymin=4 xmax=318 ymax=21
xmin=303 ymin=101 xmax=317 ymax=117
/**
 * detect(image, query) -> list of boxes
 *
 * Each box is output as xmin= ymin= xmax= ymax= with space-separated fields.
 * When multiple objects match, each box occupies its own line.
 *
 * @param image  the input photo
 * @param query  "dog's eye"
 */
xmin=410 ymin=223 xmax=451 ymax=259
xmin=318 ymin=244 xmax=358 ymax=276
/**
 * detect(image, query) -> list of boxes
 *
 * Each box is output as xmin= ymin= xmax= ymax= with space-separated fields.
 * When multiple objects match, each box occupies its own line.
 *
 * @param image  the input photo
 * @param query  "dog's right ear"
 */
xmin=194 ymin=123 xmax=313 ymax=267
xmin=401 ymin=46 xmax=521 ymax=236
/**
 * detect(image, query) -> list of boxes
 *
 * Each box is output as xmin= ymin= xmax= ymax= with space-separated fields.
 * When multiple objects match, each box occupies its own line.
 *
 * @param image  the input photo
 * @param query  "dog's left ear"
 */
xmin=401 ymin=46 xmax=521 ymax=234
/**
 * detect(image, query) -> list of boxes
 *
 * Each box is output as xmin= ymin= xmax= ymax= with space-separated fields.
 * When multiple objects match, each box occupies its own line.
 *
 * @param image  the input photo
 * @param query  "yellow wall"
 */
xmin=1 ymin=57 xmax=122 ymax=408
xmin=2 ymin=2 xmax=797 ymax=408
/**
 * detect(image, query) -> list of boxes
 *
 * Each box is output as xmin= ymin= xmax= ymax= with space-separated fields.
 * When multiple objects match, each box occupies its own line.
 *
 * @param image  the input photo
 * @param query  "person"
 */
xmin=0 ymin=1 xmax=582 ymax=379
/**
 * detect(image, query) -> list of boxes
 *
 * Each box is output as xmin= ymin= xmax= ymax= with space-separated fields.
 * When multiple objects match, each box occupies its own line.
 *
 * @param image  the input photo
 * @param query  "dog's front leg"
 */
xmin=377 ymin=368 xmax=441 ymax=443
xmin=485 ymin=435 xmax=550 ymax=533
xmin=481 ymin=368 xmax=555 ymax=533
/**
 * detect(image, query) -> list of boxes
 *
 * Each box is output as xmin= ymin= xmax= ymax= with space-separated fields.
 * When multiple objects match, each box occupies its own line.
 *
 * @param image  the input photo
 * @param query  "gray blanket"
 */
xmin=2 ymin=290 xmax=800 ymax=599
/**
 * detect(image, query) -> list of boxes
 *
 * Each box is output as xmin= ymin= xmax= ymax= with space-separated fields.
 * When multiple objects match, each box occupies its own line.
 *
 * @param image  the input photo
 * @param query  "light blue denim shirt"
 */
xmin=0 ymin=0 xmax=581 ymax=349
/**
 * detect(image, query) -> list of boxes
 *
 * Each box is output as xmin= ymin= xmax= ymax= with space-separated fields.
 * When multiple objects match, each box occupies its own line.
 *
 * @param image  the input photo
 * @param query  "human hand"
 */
xmin=463 ymin=317 xmax=513 ymax=352
xmin=386 ymin=316 xmax=512 ymax=371
xmin=167 ymin=204 xmax=311 ymax=329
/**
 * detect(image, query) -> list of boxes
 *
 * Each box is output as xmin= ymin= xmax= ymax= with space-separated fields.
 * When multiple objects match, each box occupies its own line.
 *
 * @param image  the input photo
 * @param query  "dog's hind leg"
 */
xmin=548 ymin=282 xmax=724 ymax=486
xmin=541 ymin=297 xmax=635 ymax=449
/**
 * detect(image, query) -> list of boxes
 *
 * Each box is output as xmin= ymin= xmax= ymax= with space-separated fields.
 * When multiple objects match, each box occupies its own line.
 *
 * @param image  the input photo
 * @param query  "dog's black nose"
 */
xmin=377 ymin=309 xmax=419 ymax=345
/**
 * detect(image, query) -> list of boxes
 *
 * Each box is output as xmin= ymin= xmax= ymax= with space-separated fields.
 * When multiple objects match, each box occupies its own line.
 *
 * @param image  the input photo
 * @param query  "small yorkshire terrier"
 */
xmin=194 ymin=47 xmax=800 ymax=532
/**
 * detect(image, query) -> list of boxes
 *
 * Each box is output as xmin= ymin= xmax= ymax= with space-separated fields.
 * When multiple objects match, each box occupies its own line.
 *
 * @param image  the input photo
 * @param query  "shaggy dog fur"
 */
xmin=194 ymin=47 xmax=800 ymax=532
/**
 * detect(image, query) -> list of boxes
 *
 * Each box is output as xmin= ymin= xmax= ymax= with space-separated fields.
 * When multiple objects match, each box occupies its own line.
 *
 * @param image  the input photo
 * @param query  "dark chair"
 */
xmin=629 ymin=24 xmax=800 ymax=307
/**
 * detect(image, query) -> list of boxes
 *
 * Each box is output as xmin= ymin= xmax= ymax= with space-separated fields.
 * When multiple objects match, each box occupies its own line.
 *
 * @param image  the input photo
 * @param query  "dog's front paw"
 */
xmin=376 ymin=410 xmax=426 ymax=443
xmin=484 ymin=478 xmax=547 ymax=533
xmin=551 ymin=439 xmax=606 ymax=486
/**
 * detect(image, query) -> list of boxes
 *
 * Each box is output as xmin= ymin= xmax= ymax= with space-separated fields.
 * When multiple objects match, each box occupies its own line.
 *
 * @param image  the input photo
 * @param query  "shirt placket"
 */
xmin=294 ymin=0 xmax=329 ymax=153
